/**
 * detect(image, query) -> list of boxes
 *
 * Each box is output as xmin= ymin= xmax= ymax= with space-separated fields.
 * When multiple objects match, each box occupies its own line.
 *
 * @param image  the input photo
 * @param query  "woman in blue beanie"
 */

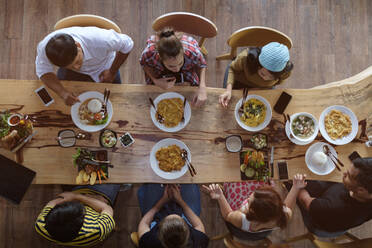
xmin=219 ymin=42 xmax=293 ymax=107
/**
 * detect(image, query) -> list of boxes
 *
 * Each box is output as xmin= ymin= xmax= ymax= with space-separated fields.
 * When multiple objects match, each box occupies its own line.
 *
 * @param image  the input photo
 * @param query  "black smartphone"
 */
xmin=273 ymin=91 xmax=292 ymax=114
xmin=348 ymin=151 xmax=361 ymax=162
xmin=278 ymin=161 xmax=289 ymax=180
xmin=162 ymin=72 xmax=184 ymax=83
xmin=35 ymin=86 xmax=54 ymax=106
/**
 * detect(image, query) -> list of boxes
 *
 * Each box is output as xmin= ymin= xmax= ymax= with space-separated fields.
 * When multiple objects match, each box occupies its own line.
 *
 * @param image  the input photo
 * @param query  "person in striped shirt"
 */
xmin=35 ymin=184 xmax=120 ymax=246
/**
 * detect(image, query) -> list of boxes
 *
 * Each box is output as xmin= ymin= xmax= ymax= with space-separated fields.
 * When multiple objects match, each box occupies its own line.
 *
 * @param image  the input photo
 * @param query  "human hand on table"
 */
xmin=62 ymin=91 xmax=80 ymax=106
xmin=99 ymin=69 xmax=117 ymax=83
xmin=159 ymin=185 xmax=171 ymax=204
xmin=192 ymin=86 xmax=207 ymax=107
xmin=293 ymin=173 xmax=307 ymax=190
xmin=202 ymin=184 xmax=223 ymax=200
xmin=168 ymin=184 xmax=184 ymax=204
xmin=219 ymin=90 xmax=232 ymax=108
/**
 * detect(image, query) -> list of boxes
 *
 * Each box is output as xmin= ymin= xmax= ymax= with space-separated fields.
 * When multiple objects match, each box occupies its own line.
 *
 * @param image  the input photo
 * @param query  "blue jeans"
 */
xmin=72 ymin=184 xmax=120 ymax=207
xmin=137 ymin=184 xmax=201 ymax=228
xmin=57 ymin=68 xmax=121 ymax=84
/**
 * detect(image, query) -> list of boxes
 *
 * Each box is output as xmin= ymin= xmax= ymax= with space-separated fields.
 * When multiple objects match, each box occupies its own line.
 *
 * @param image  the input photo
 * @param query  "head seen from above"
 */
xmin=245 ymin=186 xmax=288 ymax=228
xmin=45 ymin=33 xmax=84 ymax=71
xmin=156 ymin=28 xmax=184 ymax=73
xmin=158 ymin=214 xmax=190 ymax=248
xmin=343 ymin=157 xmax=372 ymax=201
xmin=45 ymin=201 xmax=85 ymax=242
xmin=248 ymin=42 xmax=293 ymax=81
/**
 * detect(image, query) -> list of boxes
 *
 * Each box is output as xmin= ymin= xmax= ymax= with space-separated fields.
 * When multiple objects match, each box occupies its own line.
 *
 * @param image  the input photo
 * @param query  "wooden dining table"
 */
xmin=0 ymin=75 xmax=371 ymax=184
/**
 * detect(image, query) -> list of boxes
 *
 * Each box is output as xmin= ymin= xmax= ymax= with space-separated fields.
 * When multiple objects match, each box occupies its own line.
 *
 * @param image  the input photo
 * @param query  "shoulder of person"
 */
xmin=190 ymin=227 xmax=210 ymax=246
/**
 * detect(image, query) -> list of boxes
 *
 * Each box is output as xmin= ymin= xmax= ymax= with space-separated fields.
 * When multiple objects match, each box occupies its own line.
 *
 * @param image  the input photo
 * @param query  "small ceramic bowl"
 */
xmin=225 ymin=135 xmax=243 ymax=152
xmin=289 ymin=112 xmax=319 ymax=143
xmin=119 ymin=132 xmax=135 ymax=148
xmin=7 ymin=114 xmax=22 ymax=126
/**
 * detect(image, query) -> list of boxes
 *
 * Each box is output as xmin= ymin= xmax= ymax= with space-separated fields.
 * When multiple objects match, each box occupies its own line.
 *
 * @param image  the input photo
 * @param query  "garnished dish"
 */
xmin=0 ymin=112 xmax=33 ymax=150
xmin=119 ymin=132 xmax=135 ymax=147
xmin=240 ymin=98 xmax=267 ymax=127
xmin=100 ymin=129 xmax=117 ymax=148
xmin=157 ymin=98 xmax=184 ymax=127
xmin=78 ymin=98 xmax=108 ymax=125
xmin=250 ymin=133 xmax=268 ymax=150
xmin=291 ymin=115 xmax=315 ymax=139
xmin=73 ymin=148 xmax=109 ymax=185
xmin=155 ymin=144 xmax=185 ymax=172
xmin=324 ymin=110 xmax=352 ymax=140
xmin=240 ymin=149 xmax=269 ymax=181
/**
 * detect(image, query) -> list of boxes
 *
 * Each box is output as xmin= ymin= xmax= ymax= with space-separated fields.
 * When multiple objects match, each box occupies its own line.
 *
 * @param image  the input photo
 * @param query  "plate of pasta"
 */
xmin=150 ymin=92 xmax=191 ymax=132
xmin=149 ymin=138 xmax=190 ymax=179
xmin=234 ymin=95 xmax=272 ymax=132
xmin=319 ymin=105 xmax=358 ymax=145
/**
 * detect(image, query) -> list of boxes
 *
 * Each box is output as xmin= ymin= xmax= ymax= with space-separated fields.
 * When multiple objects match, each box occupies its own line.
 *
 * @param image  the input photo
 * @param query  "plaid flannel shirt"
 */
xmin=140 ymin=35 xmax=207 ymax=86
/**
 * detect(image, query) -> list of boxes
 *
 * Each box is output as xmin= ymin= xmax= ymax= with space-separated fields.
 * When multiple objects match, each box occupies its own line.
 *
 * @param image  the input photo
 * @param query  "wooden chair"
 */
xmin=285 ymin=231 xmax=363 ymax=248
xmin=211 ymin=232 xmax=275 ymax=248
xmin=152 ymin=12 xmax=218 ymax=55
xmin=130 ymin=232 xmax=139 ymax=247
xmin=313 ymin=237 xmax=372 ymax=248
xmin=216 ymin=26 xmax=292 ymax=61
xmin=54 ymin=14 xmax=121 ymax=33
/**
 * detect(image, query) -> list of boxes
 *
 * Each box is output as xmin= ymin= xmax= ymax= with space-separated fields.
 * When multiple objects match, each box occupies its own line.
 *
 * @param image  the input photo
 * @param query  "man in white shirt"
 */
xmin=35 ymin=26 xmax=134 ymax=105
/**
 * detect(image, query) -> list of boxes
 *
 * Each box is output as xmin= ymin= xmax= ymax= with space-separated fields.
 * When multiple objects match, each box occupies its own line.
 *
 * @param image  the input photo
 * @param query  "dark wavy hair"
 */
xmin=245 ymin=186 xmax=288 ymax=229
xmin=353 ymin=157 xmax=372 ymax=194
xmin=156 ymin=27 xmax=183 ymax=60
xmin=246 ymin=47 xmax=293 ymax=84
xmin=45 ymin=33 xmax=77 ymax=67
xmin=45 ymin=201 xmax=85 ymax=242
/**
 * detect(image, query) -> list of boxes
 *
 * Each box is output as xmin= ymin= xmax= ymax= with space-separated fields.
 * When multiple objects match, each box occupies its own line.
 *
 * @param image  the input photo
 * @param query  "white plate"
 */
xmin=71 ymin=91 xmax=113 ymax=132
xmin=234 ymin=95 xmax=272 ymax=132
xmin=285 ymin=120 xmax=313 ymax=145
xmin=150 ymin=92 xmax=191 ymax=133
xmin=305 ymin=142 xmax=336 ymax=175
xmin=319 ymin=105 xmax=358 ymax=145
xmin=150 ymin=138 xmax=190 ymax=180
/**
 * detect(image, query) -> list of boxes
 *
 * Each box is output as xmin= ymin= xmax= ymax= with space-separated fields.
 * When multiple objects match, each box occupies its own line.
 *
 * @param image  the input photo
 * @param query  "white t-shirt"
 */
xmin=35 ymin=26 xmax=134 ymax=82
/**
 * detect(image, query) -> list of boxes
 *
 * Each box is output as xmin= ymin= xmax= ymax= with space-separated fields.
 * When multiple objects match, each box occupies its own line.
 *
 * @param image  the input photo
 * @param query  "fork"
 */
xmin=181 ymin=149 xmax=196 ymax=176
xmin=181 ymin=97 xmax=187 ymax=123
xmin=149 ymin=97 xmax=164 ymax=123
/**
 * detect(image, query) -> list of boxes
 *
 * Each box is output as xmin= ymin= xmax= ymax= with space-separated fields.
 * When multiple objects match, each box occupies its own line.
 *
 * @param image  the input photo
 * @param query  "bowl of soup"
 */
xmin=290 ymin=112 xmax=318 ymax=142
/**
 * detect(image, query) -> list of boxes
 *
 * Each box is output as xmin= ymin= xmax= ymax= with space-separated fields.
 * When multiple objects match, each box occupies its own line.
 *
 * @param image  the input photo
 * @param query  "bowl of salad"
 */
xmin=289 ymin=112 xmax=319 ymax=143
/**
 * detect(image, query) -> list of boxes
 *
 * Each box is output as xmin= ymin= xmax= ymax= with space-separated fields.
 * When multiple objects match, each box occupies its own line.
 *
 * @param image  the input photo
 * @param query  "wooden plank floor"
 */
xmin=0 ymin=0 xmax=371 ymax=247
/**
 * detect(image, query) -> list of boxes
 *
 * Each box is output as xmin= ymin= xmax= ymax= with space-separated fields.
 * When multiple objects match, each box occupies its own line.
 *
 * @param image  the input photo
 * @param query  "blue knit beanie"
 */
xmin=258 ymin=42 xmax=290 ymax=72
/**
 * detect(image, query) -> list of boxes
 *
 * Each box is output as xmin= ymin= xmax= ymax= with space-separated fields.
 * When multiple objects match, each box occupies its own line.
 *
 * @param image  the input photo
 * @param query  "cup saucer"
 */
xmin=285 ymin=121 xmax=313 ymax=146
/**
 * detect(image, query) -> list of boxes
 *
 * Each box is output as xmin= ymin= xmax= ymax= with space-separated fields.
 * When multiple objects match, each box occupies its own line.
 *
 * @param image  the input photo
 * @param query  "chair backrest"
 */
xmin=223 ymin=233 xmax=273 ymax=248
xmin=313 ymin=237 xmax=372 ymax=248
xmin=227 ymin=26 xmax=292 ymax=50
xmin=54 ymin=14 xmax=121 ymax=33
xmin=152 ymin=12 xmax=217 ymax=38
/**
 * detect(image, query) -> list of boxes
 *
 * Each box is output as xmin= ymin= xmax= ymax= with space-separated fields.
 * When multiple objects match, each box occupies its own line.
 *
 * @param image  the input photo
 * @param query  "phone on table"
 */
xmin=278 ymin=161 xmax=289 ymax=180
xmin=35 ymin=86 xmax=54 ymax=106
xmin=162 ymin=72 xmax=184 ymax=84
xmin=348 ymin=151 xmax=361 ymax=162
xmin=274 ymin=91 xmax=292 ymax=114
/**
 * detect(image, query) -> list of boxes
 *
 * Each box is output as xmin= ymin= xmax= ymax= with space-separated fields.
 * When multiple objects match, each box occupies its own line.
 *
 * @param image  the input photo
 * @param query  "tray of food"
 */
xmin=240 ymin=148 xmax=270 ymax=181
xmin=73 ymin=148 xmax=111 ymax=185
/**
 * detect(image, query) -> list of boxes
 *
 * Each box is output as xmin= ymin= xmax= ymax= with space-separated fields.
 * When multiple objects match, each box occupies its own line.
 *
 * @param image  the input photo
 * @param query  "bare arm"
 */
xmin=297 ymin=189 xmax=315 ymax=211
xmin=192 ymin=67 xmax=207 ymax=107
xmin=178 ymin=199 xmax=205 ymax=233
xmin=284 ymin=174 xmax=307 ymax=210
xmin=40 ymin=73 xmax=79 ymax=105
xmin=99 ymin=52 xmax=131 ymax=82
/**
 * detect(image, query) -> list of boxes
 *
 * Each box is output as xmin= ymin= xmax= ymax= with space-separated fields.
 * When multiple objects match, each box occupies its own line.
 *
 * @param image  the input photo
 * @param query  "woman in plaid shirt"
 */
xmin=140 ymin=28 xmax=207 ymax=107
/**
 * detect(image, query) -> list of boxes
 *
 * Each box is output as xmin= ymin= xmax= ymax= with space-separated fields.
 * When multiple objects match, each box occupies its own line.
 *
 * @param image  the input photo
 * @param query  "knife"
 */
xmin=11 ymin=131 xmax=38 ymax=153
xmin=270 ymin=146 xmax=275 ymax=178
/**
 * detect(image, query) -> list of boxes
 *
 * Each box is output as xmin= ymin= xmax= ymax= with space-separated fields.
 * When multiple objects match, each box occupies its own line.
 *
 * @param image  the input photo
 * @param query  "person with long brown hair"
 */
xmin=140 ymin=28 xmax=207 ymax=107
xmin=203 ymin=174 xmax=306 ymax=242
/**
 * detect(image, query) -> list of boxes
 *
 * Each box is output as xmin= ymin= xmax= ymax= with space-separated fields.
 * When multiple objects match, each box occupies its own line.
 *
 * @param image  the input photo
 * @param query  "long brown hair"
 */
xmin=156 ymin=27 xmax=183 ymax=60
xmin=158 ymin=215 xmax=190 ymax=248
xmin=245 ymin=186 xmax=288 ymax=228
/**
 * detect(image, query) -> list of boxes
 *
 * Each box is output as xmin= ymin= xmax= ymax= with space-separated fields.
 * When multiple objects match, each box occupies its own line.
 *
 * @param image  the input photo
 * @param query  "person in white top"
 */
xmin=203 ymin=174 xmax=306 ymax=242
xmin=35 ymin=26 xmax=134 ymax=105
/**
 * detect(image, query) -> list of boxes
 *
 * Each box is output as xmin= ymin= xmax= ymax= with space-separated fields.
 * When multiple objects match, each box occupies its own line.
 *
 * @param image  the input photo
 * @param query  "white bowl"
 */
xmin=319 ymin=105 xmax=358 ymax=145
xmin=234 ymin=95 xmax=272 ymax=132
xmin=150 ymin=92 xmax=191 ymax=133
xmin=149 ymin=138 xmax=190 ymax=180
xmin=71 ymin=91 xmax=113 ymax=133
xmin=289 ymin=112 xmax=319 ymax=143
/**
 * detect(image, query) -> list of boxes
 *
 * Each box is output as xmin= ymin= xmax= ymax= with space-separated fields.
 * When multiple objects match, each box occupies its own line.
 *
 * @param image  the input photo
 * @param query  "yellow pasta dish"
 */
xmin=155 ymin=145 xmax=185 ymax=172
xmin=157 ymin=98 xmax=184 ymax=127
xmin=325 ymin=110 xmax=352 ymax=139
xmin=240 ymin=98 xmax=267 ymax=127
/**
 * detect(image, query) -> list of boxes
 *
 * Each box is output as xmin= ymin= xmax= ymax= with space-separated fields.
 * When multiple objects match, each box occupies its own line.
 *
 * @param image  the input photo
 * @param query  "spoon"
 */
xmin=181 ymin=97 xmax=187 ymax=123
xmin=149 ymin=97 xmax=164 ymax=123
xmin=181 ymin=149 xmax=196 ymax=176
xmin=56 ymin=133 xmax=86 ymax=140
xmin=322 ymin=145 xmax=341 ymax=171
xmin=323 ymin=145 xmax=344 ymax=167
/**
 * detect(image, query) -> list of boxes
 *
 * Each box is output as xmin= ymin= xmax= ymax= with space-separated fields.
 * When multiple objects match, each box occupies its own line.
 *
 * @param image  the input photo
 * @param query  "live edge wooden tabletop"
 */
xmin=0 ymin=71 xmax=371 ymax=184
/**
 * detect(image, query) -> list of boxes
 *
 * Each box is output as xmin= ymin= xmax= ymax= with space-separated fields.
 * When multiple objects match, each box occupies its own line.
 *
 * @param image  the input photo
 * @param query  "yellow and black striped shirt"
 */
xmin=35 ymin=205 xmax=115 ymax=246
